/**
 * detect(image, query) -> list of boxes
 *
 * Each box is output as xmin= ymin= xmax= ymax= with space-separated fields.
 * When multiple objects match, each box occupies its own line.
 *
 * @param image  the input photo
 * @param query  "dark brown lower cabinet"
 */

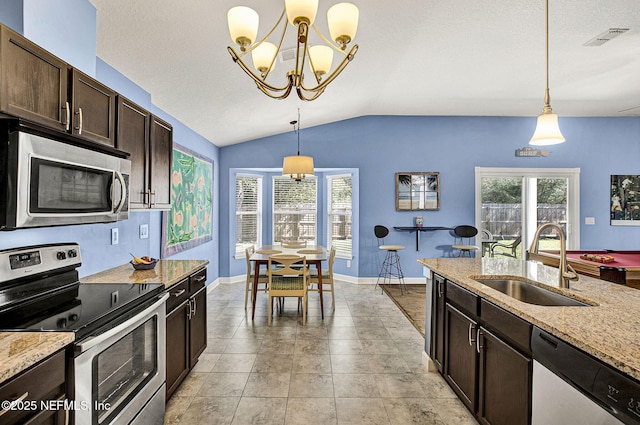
xmin=0 ymin=350 xmax=67 ymax=425
xmin=166 ymin=299 xmax=190 ymax=399
xmin=440 ymin=278 xmax=532 ymax=425
xmin=444 ymin=303 xmax=478 ymax=412
xmin=165 ymin=268 xmax=207 ymax=401
xmin=478 ymin=327 xmax=531 ymax=425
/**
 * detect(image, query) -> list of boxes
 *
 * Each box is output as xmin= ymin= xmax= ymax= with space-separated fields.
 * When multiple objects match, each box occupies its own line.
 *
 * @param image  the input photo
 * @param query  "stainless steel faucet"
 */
xmin=529 ymin=223 xmax=579 ymax=289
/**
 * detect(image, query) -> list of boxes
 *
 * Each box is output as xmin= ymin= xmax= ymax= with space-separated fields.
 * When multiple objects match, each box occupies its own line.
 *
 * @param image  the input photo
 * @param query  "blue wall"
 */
xmin=218 ymin=115 xmax=640 ymax=279
xmin=0 ymin=1 xmax=220 ymax=282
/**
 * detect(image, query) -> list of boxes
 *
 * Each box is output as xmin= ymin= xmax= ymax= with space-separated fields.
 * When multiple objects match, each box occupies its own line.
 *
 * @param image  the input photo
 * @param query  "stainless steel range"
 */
xmin=0 ymin=243 xmax=167 ymax=425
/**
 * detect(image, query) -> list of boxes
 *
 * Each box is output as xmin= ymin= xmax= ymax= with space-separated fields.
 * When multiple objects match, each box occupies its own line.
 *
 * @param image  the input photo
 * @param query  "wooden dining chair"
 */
xmin=267 ymin=255 xmax=309 ymax=325
xmin=309 ymin=247 xmax=336 ymax=311
xmin=281 ymin=240 xmax=307 ymax=248
xmin=245 ymin=246 xmax=268 ymax=309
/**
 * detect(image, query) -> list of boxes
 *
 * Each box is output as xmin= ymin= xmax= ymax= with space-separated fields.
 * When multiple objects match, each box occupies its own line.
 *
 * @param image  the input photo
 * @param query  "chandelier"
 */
xmin=282 ymin=110 xmax=314 ymax=181
xmin=529 ymin=0 xmax=565 ymax=145
xmin=227 ymin=0 xmax=359 ymax=101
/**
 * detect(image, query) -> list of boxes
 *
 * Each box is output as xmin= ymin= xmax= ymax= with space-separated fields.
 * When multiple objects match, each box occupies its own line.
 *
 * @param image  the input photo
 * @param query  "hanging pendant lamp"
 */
xmin=529 ymin=0 xmax=565 ymax=146
xmin=283 ymin=110 xmax=314 ymax=181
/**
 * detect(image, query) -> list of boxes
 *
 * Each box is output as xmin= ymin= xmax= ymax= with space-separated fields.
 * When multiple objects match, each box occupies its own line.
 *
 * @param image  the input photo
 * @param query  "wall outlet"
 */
xmin=111 ymin=228 xmax=119 ymax=245
xmin=585 ymin=217 xmax=596 ymax=225
xmin=347 ymin=260 xmax=351 ymax=268
xmin=139 ymin=224 xmax=149 ymax=239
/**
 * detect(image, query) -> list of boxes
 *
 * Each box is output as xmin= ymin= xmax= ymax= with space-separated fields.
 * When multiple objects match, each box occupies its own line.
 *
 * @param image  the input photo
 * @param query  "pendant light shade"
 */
xmin=529 ymin=110 xmax=565 ymax=146
xmin=283 ymin=155 xmax=314 ymax=181
xmin=283 ymin=110 xmax=314 ymax=181
xmin=529 ymin=0 xmax=565 ymax=146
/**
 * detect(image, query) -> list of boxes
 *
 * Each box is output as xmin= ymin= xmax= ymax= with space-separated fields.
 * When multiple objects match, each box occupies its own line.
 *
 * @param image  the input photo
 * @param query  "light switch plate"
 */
xmin=139 ymin=224 xmax=149 ymax=239
xmin=111 ymin=228 xmax=119 ymax=245
xmin=585 ymin=217 xmax=596 ymax=225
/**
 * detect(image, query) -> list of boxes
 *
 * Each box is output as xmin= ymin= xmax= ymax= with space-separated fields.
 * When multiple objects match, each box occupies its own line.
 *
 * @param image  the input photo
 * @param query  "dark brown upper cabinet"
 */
xmin=71 ymin=68 xmax=116 ymax=147
xmin=0 ymin=25 xmax=116 ymax=147
xmin=0 ymin=25 xmax=69 ymax=131
xmin=117 ymin=96 xmax=172 ymax=210
xmin=149 ymin=115 xmax=173 ymax=209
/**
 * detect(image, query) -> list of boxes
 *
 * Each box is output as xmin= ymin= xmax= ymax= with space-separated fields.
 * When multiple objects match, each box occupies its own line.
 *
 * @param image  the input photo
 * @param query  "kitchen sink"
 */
xmin=474 ymin=278 xmax=592 ymax=307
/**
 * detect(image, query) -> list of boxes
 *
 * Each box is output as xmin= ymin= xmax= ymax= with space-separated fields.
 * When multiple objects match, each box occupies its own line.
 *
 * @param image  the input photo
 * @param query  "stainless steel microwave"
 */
xmin=1 ymin=125 xmax=130 ymax=229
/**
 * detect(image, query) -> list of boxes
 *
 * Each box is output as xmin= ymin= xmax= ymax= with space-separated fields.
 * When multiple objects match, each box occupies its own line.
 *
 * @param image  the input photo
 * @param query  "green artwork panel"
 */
xmin=162 ymin=143 xmax=213 ymax=257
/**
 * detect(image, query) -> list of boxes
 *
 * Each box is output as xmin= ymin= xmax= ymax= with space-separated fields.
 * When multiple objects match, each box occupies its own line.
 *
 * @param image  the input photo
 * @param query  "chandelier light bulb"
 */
xmin=309 ymin=45 xmax=334 ymax=76
xmin=285 ymin=0 xmax=319 ymax=26
xmin=252 ymin=42 xmax=278 ymax=74
xmin=529 ymin=111 xmax=565 ymax=146
xmin=328 ymin=3 xmax=359 ymax=49
xmin=227 ymin=6 xmax=259 ymax=51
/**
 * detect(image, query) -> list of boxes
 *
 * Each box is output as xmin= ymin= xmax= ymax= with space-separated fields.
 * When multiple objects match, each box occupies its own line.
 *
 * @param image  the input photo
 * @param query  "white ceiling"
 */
xmin=89 ymin=0 xmax=640 ymax=147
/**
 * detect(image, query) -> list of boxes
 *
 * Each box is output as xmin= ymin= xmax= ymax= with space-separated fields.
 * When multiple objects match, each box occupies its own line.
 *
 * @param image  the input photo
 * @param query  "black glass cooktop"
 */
xmin=0 ymin=282 xmax=164 ymax=340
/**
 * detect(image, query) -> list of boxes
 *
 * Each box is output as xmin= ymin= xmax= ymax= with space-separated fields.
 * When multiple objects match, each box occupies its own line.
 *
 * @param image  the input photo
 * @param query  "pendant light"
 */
xmin=529 ymin=0 xmax=565 ymax=146
xmin=282 ymin=110 xmax=314 ymax=181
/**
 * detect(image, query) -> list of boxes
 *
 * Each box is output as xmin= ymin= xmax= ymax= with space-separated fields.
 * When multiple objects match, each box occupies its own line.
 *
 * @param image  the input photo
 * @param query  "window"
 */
xmin=327 ymin=174 xmax=352 ymax=257
xmin=475 ymin=167 xmax=580 ymax=257
xmin=235 ymin=174 xmax=262 ymax=256
xmin=273 ymin=176 xmax=317 ymax=244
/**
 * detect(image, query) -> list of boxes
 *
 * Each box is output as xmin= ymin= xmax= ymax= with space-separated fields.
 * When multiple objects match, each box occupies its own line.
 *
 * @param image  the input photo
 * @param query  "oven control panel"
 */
xmin=0 ymin=243 xmax=82 ymax=282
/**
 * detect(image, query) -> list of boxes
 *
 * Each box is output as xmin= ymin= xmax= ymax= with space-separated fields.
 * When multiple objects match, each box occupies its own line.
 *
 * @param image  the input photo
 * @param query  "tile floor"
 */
xmin=165 ymin=281 xmax=477 ymax=425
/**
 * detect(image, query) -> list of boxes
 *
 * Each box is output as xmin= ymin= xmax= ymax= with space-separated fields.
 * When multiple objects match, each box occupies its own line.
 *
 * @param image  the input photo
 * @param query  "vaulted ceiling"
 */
xmin=90 ymin=0 xmax=640 ymax=146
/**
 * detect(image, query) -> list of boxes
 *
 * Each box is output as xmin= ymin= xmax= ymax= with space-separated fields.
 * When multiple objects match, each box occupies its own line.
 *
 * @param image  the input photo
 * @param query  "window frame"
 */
xmin=234 ymin=173 xmax=263 ymax=257
xmin=326 ymin=173 xmax=353 ymax=259
xmin=272 ymin=175 xmax=318 ymax=244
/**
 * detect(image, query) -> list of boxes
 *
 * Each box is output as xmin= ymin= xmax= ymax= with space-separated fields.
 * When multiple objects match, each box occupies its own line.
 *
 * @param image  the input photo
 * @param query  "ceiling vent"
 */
xmin=583 ymin=28 xmax=630 ymax=46
xmin=279 ymin=47 xmax=296 ymax=62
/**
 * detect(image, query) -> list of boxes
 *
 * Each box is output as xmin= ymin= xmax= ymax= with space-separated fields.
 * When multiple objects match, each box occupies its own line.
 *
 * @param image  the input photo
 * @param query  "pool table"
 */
xmin=528 ymin=250 xmax=640 ymax=289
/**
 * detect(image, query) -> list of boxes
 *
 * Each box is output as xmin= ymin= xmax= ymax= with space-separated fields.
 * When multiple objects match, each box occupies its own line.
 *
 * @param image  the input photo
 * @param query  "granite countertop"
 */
xmin=81 ymin=259 xmax=209 ymax=289
xmin=0 ymin=332 xmax=74 ymax=383
xmin=419 ymin=257 xmax=640 ymax=381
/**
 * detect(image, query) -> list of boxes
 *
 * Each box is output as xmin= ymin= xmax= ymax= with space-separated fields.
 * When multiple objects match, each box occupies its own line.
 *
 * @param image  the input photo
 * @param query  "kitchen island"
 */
xmin=419 ymin=257 xmax=640 ymax=380
xmin=420 ymin=257 xmax=640 ymax=425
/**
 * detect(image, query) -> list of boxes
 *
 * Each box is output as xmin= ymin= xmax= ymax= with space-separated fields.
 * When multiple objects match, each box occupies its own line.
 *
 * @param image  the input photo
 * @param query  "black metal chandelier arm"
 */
xmin=227 ymin=46 xmax=293 ymax=95
xmin=298 ymin=44 xmax=358 ymax=93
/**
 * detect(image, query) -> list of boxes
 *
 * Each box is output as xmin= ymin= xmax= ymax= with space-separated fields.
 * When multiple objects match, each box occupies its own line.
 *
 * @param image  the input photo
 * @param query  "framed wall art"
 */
xmin=162 ymin=143 xmax=214 ymax=257
xmin=396 ymin=172 xmax=440 ymax=211
xmin=611 ymin=175 xmax=640 ymax=226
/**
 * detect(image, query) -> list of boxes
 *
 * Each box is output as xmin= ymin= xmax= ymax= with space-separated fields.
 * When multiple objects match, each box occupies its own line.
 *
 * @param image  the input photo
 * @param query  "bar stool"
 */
xmin=374 ymin=225 xmax=406 ymax=294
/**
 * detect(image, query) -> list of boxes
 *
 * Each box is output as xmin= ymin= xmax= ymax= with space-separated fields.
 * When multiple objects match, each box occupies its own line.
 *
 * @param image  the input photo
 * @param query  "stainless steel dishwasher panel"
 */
xmin=533 ymin=360 xmax=623 ymax=425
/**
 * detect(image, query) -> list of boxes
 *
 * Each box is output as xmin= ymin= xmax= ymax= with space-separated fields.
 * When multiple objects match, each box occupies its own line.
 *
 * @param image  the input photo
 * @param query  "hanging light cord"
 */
xmin=291 ymin=109 xmax=301 ymax=155
xmin=543 ymin=0 xmax=552 ymax=113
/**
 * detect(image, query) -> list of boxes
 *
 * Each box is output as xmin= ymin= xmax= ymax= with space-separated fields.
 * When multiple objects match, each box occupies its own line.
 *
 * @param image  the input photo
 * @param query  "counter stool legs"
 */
xmin=375 ymin=249 xmax=406 ymax=294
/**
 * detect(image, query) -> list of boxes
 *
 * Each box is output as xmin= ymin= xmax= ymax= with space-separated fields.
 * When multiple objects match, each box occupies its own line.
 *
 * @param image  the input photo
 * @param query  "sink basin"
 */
xmin=474 ymin=278 xmax=590 ymax=307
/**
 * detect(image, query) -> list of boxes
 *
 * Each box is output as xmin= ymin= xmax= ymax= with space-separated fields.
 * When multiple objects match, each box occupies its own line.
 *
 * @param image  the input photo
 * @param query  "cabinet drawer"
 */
xmin=0 ymin=350 xmax=65 ymax=425
xmin=480 ymin=299 xmax=532 ymax=355
xmin=446 ymin=281 xmax=478 ymax=317
xmin=190 ymin=269 xmax=207 ymax=294
xmin=166 ymin=278 xmax=189 ymax=313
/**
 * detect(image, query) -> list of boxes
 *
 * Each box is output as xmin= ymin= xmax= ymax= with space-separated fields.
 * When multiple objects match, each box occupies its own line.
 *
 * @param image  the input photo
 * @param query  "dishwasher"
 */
xmin=532 ymin=327 xmax=640 ymax=425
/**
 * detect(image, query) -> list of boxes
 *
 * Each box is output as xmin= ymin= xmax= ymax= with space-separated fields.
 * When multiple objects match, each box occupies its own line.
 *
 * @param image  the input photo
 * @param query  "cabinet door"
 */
xmin=166 ymin=300 xmax=190 ymax=400
xmin=445 ymin=303 xmax=478 ymax=412
xmin=117 ymin=96 xmax=150 ymax=208
xmin=71 ymin=68 xmax=116 ymax=147
xmin=433 ymin=274 xmax=446 ymax=372
xmin=149 ymin=115 xmax=172 ymax=209
xmin=478 ymin=327 xmax=531 ymax=425
xmin=189 ymin=287 xmax=208 ymax=368
xmin=0 ymin=25 xmax=68 ymax=130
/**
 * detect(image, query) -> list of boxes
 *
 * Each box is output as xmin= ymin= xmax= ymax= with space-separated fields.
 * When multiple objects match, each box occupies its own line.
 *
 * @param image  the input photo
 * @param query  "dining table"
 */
xmin=249 ymin=244 xmax=328 ymax=321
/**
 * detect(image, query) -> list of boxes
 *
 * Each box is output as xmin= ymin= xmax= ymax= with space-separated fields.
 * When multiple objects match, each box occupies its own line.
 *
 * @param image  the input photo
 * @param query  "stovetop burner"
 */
xmin=0 ymin=243 xmax=164 ymax=340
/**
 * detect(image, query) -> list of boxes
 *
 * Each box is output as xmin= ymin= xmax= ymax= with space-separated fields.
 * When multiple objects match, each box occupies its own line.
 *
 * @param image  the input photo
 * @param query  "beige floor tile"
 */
xmin=166 ymin=281 xmax=474 ymax=425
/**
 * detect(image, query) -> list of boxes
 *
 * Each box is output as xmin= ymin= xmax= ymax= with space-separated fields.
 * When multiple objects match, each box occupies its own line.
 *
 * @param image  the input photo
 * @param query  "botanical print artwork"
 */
xmin=162 ymin=144 xmax=213 ymax=257
xmin=611 ymin=175 xmax=640 ymax=226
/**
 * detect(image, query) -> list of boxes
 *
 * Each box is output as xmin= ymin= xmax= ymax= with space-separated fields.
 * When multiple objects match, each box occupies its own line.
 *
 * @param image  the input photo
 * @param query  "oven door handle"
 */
xmin=77 ymin=293 xmax=168 ymax=353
